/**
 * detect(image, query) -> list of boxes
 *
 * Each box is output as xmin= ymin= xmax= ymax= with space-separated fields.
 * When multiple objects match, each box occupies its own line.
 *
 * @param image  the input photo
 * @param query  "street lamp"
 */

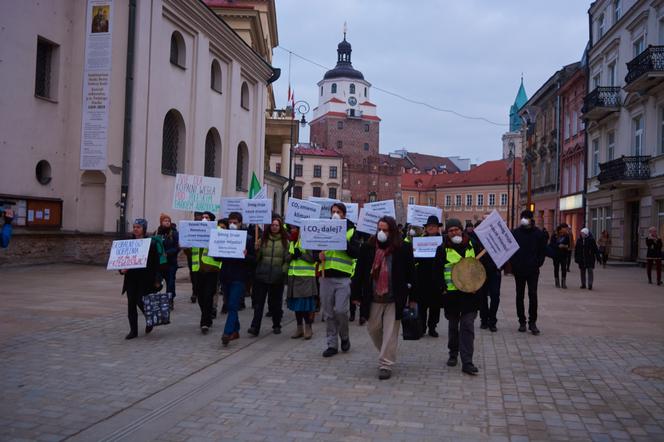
xmin=287 ymin=100 xmax=310 ymax=198
xmin=508 ymin=142 xmax=516 ymax=229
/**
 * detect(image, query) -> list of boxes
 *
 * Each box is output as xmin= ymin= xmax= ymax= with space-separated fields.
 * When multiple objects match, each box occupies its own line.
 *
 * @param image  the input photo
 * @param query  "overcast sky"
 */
xmin=271 ymin=0 xmax=590 ymax=163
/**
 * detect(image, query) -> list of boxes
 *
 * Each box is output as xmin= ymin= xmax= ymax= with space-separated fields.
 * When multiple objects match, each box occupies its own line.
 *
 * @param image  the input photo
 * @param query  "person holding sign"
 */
xmin=415 ymin=216 xmax=443 ymax=338
xmin=434 ymin=218 xmax=482 ymax=376
xmin=352 ymin=216 xmax=417 ymax=380
xmin=286 ymin=225 xmax=318 ymax=340
xmin=155 ymin=213 xmax=180 ymax=310
xmin=319 ymin=203 xmax=361 ymax=358
xmin=191 ymin=212 xmax=222 ymax=335
xmin=471 ymin=216 xmax=502 ymax=333
xmin=120 ymin=219 xmax=160 ymax=340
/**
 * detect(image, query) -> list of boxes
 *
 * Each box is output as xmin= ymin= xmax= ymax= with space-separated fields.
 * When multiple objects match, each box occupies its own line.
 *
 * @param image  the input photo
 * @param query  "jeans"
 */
xmin=165 ymin=263 xmax=177 ymax=298
xmin=193 ymin=272 xmax=217 ymax=327
xmin=250 ymin=281 xmax=284 ymax=331
xmin=223 ymin=281 xmax=245 ymax=335
xmin=553 ymin=257 xmax=567 ymax=281
xmin=479 ymin=269 xmax=501 ymax=327
xmin=445 ymin=310 xmax=477 ymax=365
xmin=515 ymin=271 xmax=539 ymax=325
xmin=580 ymin=267 xmax=594 ymax=287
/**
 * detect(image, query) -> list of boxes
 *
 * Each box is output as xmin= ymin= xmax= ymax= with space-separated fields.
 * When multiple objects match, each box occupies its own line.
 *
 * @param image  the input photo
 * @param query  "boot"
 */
xmin=303 ymin=324 xmax=313 ymax=340
xmin=555 ymin=277 xmax=560 ymax=288
xmin=561 ymin=277 xmax=567 ymax=289
xmin=291 ymin=325 xmax=304 ymax=339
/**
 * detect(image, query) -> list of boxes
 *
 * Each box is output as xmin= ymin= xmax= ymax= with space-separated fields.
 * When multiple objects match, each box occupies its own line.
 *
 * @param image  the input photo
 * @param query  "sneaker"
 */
xmin=462 ymin=363 xmax=479 ymax=375
xmin=273 ymin=327 xmax=281 ymax=335
xmin=489 ymin=325 xmax=498 ymax=332
xmin=322 ymin=347 xmax=338 ymax=358
xmin=529 ymin=323 xmax=540 ymax=335
xmin=247 ymin=327 xmax=259 ymax=337
xmin=480 ymin=323 xmax=489 ymax=330
xmin=201 ymin=326 xmax=209 ymax=335
xmin=145 ymin=325 xmax=153 ymax=335
xmin=340 ymin=338 xmax=351 ymax=352
xmin=447 ymin=355 xmax=458 ymax=367
xmin=378 ymin=368 xmax=391 ymax=380
xmin=428 ymin=329 xmax=439 ymax=338
xmin=518 ymin=323 xmax=527 ymax=333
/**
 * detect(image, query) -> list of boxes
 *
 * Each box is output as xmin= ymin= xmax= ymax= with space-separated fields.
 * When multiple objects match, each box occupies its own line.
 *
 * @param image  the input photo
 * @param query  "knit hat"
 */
xmin=445 ymin=218 xmax=462 ymax=230
xmin=133 ymin=218 xmax=148 ymax=234
xmin=581 ymin=227 xmax=590 ymax=236
xmin=159 ymin=212 xmax=171 ymax=223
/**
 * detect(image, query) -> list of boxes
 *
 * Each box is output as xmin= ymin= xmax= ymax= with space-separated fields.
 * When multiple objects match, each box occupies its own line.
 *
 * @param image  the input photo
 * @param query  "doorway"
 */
xmin=629 ymin=201 xmax=640 ymax=261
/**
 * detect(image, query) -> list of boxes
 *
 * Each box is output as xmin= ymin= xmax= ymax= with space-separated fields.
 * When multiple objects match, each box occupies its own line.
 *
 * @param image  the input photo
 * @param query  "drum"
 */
xmin=451 ymin=250 xmax=487 ymax=293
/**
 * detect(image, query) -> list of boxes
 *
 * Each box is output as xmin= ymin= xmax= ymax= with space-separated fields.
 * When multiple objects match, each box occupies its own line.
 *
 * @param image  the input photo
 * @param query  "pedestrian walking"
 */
xmin=598 ymin=230 xmax=611 ymax=268
xmin=287 ymin=225 xmax=318 ymax=340
xmin=509 ymin=210 xmax=547 ymax=335
xmin=155 ymin=213 xmax=179 ymax=309
xmin=550 ymin=224 xmax=571 ymax=288
xmin=318 ymin=203 xmax=361 ymax=358
xmin=186 ymin=211 xmax=203 ymax=303
xmin=435 ymin=218 xmax=481 ymax=376
xmin=646 ymin=227 xmax=663 ymax=285
xmin=566 ymin=228 xmax=574 ymax=273
xmin=575 ymin=227 xmax=601 ymax=290
xmin=415 ymin=215 xmax=442 ymax=337
xmin=190 ymin=211 xmax=222 ymax=335
xmin=1 ymin=207 xmax=14 ymax=249
xmin=352 ymin=216 xmax=417 ymax=380
xmin=472 ymin=216 xmax=502 ymax=333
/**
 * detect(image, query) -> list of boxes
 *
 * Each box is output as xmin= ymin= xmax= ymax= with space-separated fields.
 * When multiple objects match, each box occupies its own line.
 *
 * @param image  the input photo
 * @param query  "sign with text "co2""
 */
xmin=300 ymin=219 xmax=347 ymax=251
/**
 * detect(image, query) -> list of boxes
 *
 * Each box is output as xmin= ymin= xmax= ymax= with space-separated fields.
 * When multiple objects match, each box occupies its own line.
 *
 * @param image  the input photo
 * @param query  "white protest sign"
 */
xmin=208 ymin=229 xmax=247 ymax=258
xmin=300 ymin=219 xmax=347 ymax=251
xmin=285 ymin=198 xmax=322 ymax=227
xmin=221 ymin=197 xmax=244 ymax=219
xmin=474 ymin=210 xmax=520 ymax=268
xmin=407 ymin=204 xmax=443 ymax=227
xmin=364 ymin=200 xmax=396 ymax=218
xmin=178 ymin=220 xmax=216 ymax=248
xmin=412 ymin=236 xmax=443 ymax=258
xmin=307 ymin=197 xmax=339 ymax=219
xmin=107 ymin=238 xmax=151 ymax=270
xmin=172 ymin=174 xmax=223 ymax=214
xmin=345 ymin=203 xmax=359 ymax=223
xmin=356 ymin=208 xmax=383 ymax=235
xmin=241 ymin=198 xmax=272 ymax=225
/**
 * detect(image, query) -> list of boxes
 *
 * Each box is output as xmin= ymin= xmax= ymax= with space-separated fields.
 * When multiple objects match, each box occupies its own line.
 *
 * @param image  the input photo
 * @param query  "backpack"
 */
xmin=151 ymin=236 xmax=169 ymax=271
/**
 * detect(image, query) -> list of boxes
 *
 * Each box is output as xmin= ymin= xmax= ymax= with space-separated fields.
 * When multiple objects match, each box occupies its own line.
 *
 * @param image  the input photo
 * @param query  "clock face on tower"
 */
xmin=347 ymin=96 xmax=357 ymax=107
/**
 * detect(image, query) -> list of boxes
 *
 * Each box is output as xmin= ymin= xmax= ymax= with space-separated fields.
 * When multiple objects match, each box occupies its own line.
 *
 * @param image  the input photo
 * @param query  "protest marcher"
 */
xmin=472 ymin=216 xmax=502 ymax=333
xmin=598 ymin=230 xmax=611 ymax=268
xmin=155 ymin=213 xmax=179 ymax=310
xmin=465 ymin=221 xmax=475 ymax=236
xmin=549 ymin=224 xmax=571 ymax=289
xmin=318 ymin=202 xmax=361 ymax=357
xmin=190 ymin=211 xmax=222 ymax=334
xmin=185 ymin=211 xmax=203 ymax=303
xmin=220 ymin=212 xmax=255 ymax=346
xmin=575 ymin=227 xmax=601 ymax=290
xmin=415 ymin=215 xmax=442 ymax=337
xmin=435 ymin=218 xmax=481 ymax=376
xmin=566 ymin=228 xmax=574 ymax=273
xmin=509 ymin=210 xmax=546 ymax=335
xmin=287 ymin=225 xmax=318 ymax=339
xmin=120 ymin=219 xmax=160 ymax=340
xmin=248 ymin=216 xmax=289 ymax=336
xmin=1 ymin=208 xmax=14 ymax=248
xmin=213 ymin=218 xmax=229 ymax=318
xmin=646 ymin=226 xmax=663 ymax=285
xmin=352 ymin=216 xmax=417 ymax=380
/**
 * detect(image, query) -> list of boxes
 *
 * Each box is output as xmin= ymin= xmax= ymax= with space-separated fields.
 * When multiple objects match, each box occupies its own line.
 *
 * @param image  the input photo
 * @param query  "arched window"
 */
xmin=204 ymin=128 xmax=221 ymax=177
xmin=211 ymin=59 xmax=222 ymax=93
xmin=236 ymin=142 xmax=249 ymax=191
xmin=349 ymin=83 xmax=356 ymax=94
xmin=320 ymin=86 xmax=323 ymax=96
xmin=161 ymin=109 xmax=185 ymax=175
xmin=364 ymin=87 xmax=367 ymax=97
xmin=169 ymin=31 xmax=185 ymax=68
xmin=331 ymin=83 xmax=337 ymax=94
xmin=240 ymin=82 xmax=250 ymax=110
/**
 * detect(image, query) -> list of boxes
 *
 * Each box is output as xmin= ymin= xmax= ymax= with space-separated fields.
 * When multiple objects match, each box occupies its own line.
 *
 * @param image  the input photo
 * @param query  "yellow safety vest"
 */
xmin=288 ymin=240 xmax=316 ymax=277
xmin=322 ymin=227 xmax=356 ymax=276
xmin=191 ymin=247 xmax=222 ymax=272
xmin=444 ymin=242 xmax=475 ymax=292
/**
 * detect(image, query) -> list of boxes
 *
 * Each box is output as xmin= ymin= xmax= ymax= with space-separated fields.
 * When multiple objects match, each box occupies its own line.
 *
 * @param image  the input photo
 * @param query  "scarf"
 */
xmin=371 ymin=244 xmax=392 ymax=297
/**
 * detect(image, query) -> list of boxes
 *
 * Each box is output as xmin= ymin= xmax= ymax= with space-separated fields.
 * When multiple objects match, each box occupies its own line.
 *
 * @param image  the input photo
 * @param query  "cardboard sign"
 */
xmin=407 ymin=204 xmax=443 ymax=227
xmin=285 ymin=198 xmax=322 ymax=227
xmin=363 ymin=200 xmax=396 ymax=218
xmin=300 ymin=219 xmax=347 ymax=251
xmin=107 ymin=238 xmax=151 ymax=270
xmin=345 ymin=203 xmax=359 ymax=223
xmin=474 ymin=210 xmax=520 ymax=268
xmin=412 ymin=236 xmax=443 ymax=258
xmin=307 ymin=197 xmax=339 ymax=219
xmin=172 ymin=174 xmax=223 ymax=214
xmin=178 ymin=220 xmax=217 ymax=248
xmin=221 ymin=197 xmax=244 ymax=219
xmin=208 ymin=229 xmax=247 ymax=258
xmin=356 ymin=208 xmax=383 ymax=235
xmin=241 ymin=198 xmax=272 ymax=225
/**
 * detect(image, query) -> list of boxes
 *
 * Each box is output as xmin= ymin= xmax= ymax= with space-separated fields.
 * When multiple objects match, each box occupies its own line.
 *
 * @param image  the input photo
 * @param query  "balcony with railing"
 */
xmin=597 ymin=156 xmax=650 ymax=187
xmin=582 ymin=87 xmax=621 ymax=120
xmin=625 ymin=46 xmax=664 ymax=93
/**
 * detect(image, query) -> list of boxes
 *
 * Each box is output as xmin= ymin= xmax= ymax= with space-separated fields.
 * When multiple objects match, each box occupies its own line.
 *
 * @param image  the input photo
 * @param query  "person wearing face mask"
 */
xmin=574 ymin=227 xmax=601 ymax=290
xmin=190 ymin=211 xmax=222 ymax=335
xmin=352 ymin=216 xmax=417 ymax=380
xmin=434 ymin=218 xmax=481 ymax=376
xmin=509 ymin=210 xmax=547 ymax=335
xmin=415 ymin=215 xmax=443 ymax=337
xmin=645 ymin=226 xmax=663 ymax=285
xmin=319 ymin=203 xmax=361 ymax=358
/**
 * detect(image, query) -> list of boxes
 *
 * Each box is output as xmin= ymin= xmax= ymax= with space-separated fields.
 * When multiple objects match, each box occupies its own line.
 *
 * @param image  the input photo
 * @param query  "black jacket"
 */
xmin=575 ymin=235 xmax=600 ymax=269
xmin=156 ymin=226 xmax=180 ymax=265
xmin=510 ymin=225 xmax=546 ymax=276
xmin=549 ymin=233 xmax=570 ymax=260
xmin=122 ymin=238 xmax=159 ymax=296
xmin=434 ymin=234 xmax=482 ymax=314
xmin=220 ymin=231 xmax=256 ymax=284
xmin=414 ymin=233 xmax=442 ymax=300
xmin=324 ymin=219 xmax=362 ymax=278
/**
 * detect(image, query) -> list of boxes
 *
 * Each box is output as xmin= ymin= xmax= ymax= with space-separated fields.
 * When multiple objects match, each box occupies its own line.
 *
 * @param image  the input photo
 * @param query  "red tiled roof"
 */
xmin=400 ymin=173 xmax=435 ymax=190
xmin=362 ymin=115 xmax=381 ymax=121
xmin=405 ymin=152 xmax=460 ymax=173
xmin=326 ymin=97 xmax=344 ymax=104
xmin=293 ymin=147 xmax=342 ymax=158
xmin=360 ymin=101 xmax=376 ymax=107
xmin=430 ymin=159 xmax=522 ymax=188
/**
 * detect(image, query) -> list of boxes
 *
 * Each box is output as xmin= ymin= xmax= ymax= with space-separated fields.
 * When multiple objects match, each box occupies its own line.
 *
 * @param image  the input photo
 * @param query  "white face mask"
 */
xmin=331 ymin=213 xmax=341 ymax=220
xmin=229 ymin=223 xmax=238 ymax=230
xmin=408 ymin=229 xmax=416 ymax=237
xmin=377 ymin=230 xmax=388 ymax=243
xmin=451 ymin=235 xmax=463 ymax=244
xmin=520 ymin=218 xmax=531 ymax=227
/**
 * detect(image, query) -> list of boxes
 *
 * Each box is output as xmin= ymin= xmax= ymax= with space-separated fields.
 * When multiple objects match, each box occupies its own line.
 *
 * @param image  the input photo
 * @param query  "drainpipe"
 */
xmin=119 ymin=0 xmax=137 ymax=234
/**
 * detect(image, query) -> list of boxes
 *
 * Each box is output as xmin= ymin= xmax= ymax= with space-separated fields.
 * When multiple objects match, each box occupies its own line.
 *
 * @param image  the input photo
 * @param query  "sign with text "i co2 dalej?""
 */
xmin=300 ymin=219 xmax=347 ymax=251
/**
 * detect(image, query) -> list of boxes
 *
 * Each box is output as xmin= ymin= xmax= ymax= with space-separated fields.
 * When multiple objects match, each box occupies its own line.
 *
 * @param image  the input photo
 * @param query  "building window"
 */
xmin=455 ymin=195 xmax=462 ymax=207
xmin=466 ymin=194 xmax=472 ymax=207
xmin=293 ymin=186 xmax=303 ymax=199
xmin=331 ymin=83 xmax=337 ymax=94
xmin=312 ymin=186 xmax=322 ymax=197
xmin=572 ymin=111 xmax=578 ymax=135
xmin=240 ymin=82 xmax=250 ymax=110
xmin=337 ymin=121 xmax=344 ymax=129
xmin=489 ymin=194 xmax=496 ymax=206
xmin=294 ymin=164 xmax=303 ymax=177
xmin=369 ymin=193 xmax=377 ymax=202
xmin=571 ymin=164 xmax=578 ymax=193
xmin=597 ymin=14 xmax=605 ymax=40
xmin=204 ymin=128 xmax=221 ymax=177
xmin=161 ymin=109 xmax=185 ymax=176
xmin=329 ymin=187 xmax=337 ymax=199
xmin=501 ymin=193 xmax=508 ymax=206
xmin=633 ymin=115 xmax=644 ymax=156
xmin=364 ymin=123 xmax=370 ymax=132
xmin=477 ymin=194 xmax=484 ymax=207
xmin=170 ymin=31 xmax=186 ymax=68
xmin=329 ymin=166 xmax=337 ymax=178
xmin=350 ymin=83 xmax=356 ymax=94
xmin=614 ymin=0 xmax=622 ymax=23
xmin=658 ymin=201 xmax=664 ymax=237
xmin=211 ymin=59 xmax=222 ymax=93
xmin=236 ymin=142 xmax=249 ymax=191
xmin=337 ymin=140 xmax=342 ymax=149
xmin=660 ymin=107 xmax=664 ymax=154
xmin=563 ymin=166 xmax=570 ymax=195
xmin=313 ymin=165 xmax=322 ymax=178
xmin=608 ymin=130 xmax=615 ymax=161
xmin=35 ymin=38 xmax=58 ymax=99
xmin=633 ymin=36 xmax=645 ymax=57
xmin=592 ymin=138 xmax=600 ymax=176
xmin=592 ymin=73 xmax=601 ymax=89
xmin=428 ymin=197 xmax=434 ymax=206
xmin=408 ymin=196 xmax=415 ymax=205
xmin=320 ymin=86 xmax=323 ymax=96
xmin=275 ymin=163 xmax=281 ymax=175
xmin=445 ymin=195 xmax=451 ymax=207
xmin=364 ymin=87 xmax=367 ymax=97
xmin=363 ymin=143 xmax=369 ymax=151
xmin=591 ymin=206 xmax=613 ymax=237
xmin=564 ymin=114 xmax=570 ymax=140
xmin=608 ymin=61 xmax=616 ymax=86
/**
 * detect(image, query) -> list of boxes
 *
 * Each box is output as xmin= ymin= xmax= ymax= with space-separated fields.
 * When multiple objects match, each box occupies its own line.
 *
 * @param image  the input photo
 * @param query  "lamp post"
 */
xmin=287 ymin=100 xmax=310 ymax=198
xmin=508 ymin=142 xmax=517 ymax=229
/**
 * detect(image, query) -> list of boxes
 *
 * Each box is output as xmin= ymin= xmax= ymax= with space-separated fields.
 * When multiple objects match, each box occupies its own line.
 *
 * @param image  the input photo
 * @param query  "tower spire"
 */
xmin=343 ymin=21 xmax=347 ymax=40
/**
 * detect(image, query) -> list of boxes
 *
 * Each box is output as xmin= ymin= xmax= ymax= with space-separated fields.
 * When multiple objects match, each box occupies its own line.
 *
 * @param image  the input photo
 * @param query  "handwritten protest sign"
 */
xmin=407 ymin=204 xmax=443 ymax=226
xmin=412 ymin=236 xmax=443 ymax=258
xmin=474 ymin=210 xmax=519 ymax=268
xmin=221 ymin=197 xmax=244 ymax=218
xmin=172 ymin=174 xmax=223 ymax=213
xmin=307 ymin=197 xmax=339 ymax=219
xmin=345 ymin=203 xmax=359 ymax=223
xmin=208 ymin=229 xmax=247 ymax=258
xmin=300 ymin=219 xmax=347 ymax=251
xmin=107 ymin=238 xmax=151 ymax=270
xmin=178 ymin=220 xmax=217 ymax=248
xmin=363 ymin=200 xmax=396 ymax=218
xmin=241 ymin=199 xmax=272 ymax=225
xmin=285 ymin=198 xmax=321 ymax=227
xmin=356 ymin=208 xmax=383 ymax=235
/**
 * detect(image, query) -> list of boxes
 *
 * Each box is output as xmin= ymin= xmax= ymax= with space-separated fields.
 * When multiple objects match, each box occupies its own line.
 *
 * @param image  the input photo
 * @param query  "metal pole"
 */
xmin=288 ymin=118 xmax=294 ymax=198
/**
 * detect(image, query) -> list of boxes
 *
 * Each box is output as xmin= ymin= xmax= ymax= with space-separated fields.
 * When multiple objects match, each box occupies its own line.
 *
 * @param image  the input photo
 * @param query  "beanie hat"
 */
xmin=133 ymin=218 xmax=148 ymax=234
xmin=159 ymin=212 xmax=171 ymax=223
xmin=446 ymin=218 xmax=462 ymax=230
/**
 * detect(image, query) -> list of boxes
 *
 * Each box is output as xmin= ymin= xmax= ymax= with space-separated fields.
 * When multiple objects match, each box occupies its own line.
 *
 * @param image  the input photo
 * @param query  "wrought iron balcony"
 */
xmin=582 ymin=87 xmax=621 ymax=120
xmin=625 ymin=46 xmax=664 ymax=92
xmin=597 ymin=156 xmax=650 ymax=186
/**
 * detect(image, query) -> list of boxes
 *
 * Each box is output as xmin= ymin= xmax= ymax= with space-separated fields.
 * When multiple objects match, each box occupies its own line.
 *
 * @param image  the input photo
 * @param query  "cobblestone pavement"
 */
xmin=0 ymin=263 xmax=663 ymax=441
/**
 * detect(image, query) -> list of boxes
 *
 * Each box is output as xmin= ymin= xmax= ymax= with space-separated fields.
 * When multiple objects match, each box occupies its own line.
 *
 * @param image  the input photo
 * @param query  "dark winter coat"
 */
xmin=156 ymin=226 xmax=180 ymax=265
xmin=122 ymin=239 xmax=159 ymax=296
xmin=414 ymin=233 xmax=442 ymax=302
xmin=220 ymin=232 xmax=256 ymax=284
xmin=254 ymin=234 xmax=289 ymax=284
xmin=434 ymin=234 xmax=482 ymax=314
xmin=510 ymin=225 xmax=547 ymax=277
xmin=646 ymin=237 xmax=663 ymax=259
xmin=574 ymin=235 xmax=601 ymax=269
xmin=549 ymin=233 xmax=571 ymax=260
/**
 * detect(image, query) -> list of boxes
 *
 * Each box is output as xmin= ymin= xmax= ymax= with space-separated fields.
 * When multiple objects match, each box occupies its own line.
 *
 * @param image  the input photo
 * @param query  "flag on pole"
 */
xmin=248 ymin=172 xmax=264 ymax=199
xmin=287 ymin=86 xmax=295 ymax=119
